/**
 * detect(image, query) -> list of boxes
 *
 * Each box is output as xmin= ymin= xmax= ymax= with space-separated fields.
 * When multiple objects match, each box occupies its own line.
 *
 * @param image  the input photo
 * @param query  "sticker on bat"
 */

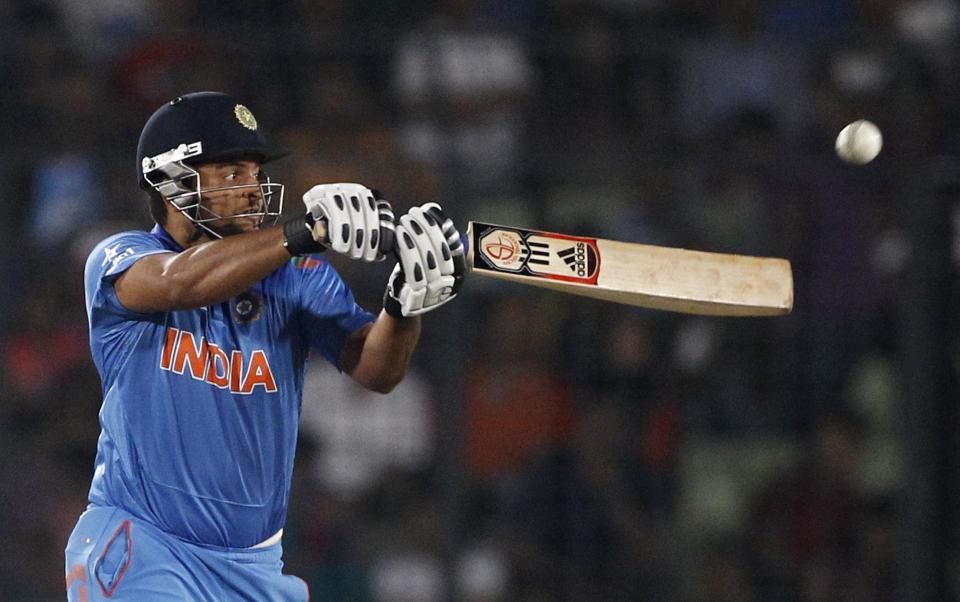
xmin=474 ymin=225 xmax=601 ymax=284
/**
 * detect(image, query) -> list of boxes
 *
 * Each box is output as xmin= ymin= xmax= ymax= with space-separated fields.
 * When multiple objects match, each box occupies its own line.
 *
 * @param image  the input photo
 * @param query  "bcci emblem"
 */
xmin=232 ymin=291 xmax=263 ymax=324
xmin=234 ymin=104 xmax=258 ymax=131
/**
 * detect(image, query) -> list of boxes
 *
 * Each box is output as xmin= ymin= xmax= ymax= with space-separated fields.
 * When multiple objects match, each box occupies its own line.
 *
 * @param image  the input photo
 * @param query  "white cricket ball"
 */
xmin=835 ymin=119 xmax=883 ymax=165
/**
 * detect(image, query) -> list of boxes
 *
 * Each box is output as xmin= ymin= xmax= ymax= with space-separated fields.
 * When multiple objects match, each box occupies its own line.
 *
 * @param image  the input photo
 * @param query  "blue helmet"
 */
xmin=137 ymin=92 xmax=284 ymax=236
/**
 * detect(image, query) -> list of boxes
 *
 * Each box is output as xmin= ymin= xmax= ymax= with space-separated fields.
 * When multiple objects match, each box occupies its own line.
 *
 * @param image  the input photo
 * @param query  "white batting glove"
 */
xmin=301 ymin=183 xmax=395 ymax=261
xmin=383 ymin=203 xmax=465 ymax=317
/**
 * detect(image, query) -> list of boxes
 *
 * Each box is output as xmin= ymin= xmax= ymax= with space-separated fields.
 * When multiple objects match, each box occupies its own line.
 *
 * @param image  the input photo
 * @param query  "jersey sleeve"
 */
xmin=84 ymin=231 xmax=173 ymax=319
xmin=293 ymin=255 xmax=376 ymax=367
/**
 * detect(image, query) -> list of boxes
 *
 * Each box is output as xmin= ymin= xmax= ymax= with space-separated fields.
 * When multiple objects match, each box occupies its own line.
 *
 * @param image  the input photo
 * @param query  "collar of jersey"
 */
xmin=151 ymin=224 xmax=185 ymax=252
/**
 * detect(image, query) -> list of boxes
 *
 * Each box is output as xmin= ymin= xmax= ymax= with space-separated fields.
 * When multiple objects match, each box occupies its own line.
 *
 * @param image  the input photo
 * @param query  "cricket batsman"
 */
xmin=64 ymin=91 xmax=463 ymax=600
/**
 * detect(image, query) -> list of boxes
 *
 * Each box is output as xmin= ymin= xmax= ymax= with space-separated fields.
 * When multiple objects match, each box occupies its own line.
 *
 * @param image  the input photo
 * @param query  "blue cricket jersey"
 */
xmin=83 ymin=225 xmax=375 ymax=548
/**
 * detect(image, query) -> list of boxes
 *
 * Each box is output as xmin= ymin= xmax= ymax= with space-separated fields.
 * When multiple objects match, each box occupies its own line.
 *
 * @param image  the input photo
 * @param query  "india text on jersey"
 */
xmin=159 ymin=327 xmax=278 ymax=394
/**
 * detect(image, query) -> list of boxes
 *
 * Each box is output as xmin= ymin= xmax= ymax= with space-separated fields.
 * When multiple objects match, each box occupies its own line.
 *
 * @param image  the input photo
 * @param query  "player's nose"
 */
xmin=244 ymin=187 xmax=266 ymax=211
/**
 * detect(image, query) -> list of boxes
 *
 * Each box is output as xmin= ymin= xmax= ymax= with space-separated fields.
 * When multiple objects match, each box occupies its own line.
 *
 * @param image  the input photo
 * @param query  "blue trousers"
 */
xmin=65 ymin=506 xmax=309 ymax=601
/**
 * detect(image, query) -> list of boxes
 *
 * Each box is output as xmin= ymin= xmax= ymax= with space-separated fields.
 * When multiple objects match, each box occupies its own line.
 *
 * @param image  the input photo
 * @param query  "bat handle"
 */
xmin=310 ymin=215 xmax=329 ymax=248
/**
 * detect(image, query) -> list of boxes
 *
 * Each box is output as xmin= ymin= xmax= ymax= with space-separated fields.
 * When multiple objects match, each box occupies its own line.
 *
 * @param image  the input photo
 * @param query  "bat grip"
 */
xmin=310 ymin=215 xmax=329 ymax=247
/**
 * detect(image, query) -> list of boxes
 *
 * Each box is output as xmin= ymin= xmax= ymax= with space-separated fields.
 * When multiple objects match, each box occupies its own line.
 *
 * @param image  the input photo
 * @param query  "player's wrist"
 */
xmin=282 ymin=214 xmax=325 ymax=256
xmin=383 ymin=268 xmax=405 ymax=318
xmin=383 ymin=290 xmax=404 ymax=318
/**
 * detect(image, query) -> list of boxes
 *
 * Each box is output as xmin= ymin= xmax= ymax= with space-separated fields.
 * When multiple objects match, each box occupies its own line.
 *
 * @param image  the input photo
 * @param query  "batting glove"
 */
xmin=383 ymin=203 xmax=465 ymax=318
xmin=289 ymin=183 xmax=395 ymax=260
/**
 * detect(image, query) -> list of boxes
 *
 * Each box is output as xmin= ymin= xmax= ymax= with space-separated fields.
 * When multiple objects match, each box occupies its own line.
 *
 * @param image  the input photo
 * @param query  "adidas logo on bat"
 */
xmin=558 ymin=243 xmax=589 ymax=277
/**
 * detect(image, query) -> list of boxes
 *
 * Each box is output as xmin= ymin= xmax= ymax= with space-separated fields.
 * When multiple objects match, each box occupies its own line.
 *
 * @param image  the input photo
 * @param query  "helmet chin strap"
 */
xmin=181 ymin=204 xmax=265 ymax=243
xmin=186 ymin=223 xmax=211 ymax=244
xmin=167 ymin=196 xmax=224 ymax=244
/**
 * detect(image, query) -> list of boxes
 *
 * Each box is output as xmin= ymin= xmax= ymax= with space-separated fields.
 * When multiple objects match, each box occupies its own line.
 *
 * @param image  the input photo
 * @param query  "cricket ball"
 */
xmin=835 ymin=119 xmax=883 ymax=165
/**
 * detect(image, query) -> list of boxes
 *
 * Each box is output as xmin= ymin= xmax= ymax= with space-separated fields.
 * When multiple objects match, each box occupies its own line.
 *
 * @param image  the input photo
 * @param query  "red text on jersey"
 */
xmin=159 ymin=327 xmax=278 ymax=394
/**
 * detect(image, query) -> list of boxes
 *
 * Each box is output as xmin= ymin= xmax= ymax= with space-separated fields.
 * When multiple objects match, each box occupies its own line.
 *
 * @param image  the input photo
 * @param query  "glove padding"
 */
xmin=383 ymin=203 xmax=465 ymax=318
xmin=301 ymin=183 xmax=395 ymax=261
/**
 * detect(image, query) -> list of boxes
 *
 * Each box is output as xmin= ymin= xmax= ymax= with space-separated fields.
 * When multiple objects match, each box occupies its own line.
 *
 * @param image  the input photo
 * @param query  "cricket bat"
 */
xmin=464 ymin=222 xmax=793 ymax=316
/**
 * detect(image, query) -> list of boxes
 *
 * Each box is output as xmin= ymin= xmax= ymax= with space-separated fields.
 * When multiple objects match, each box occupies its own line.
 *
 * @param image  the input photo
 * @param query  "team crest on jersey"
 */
xmin=232 ymin=291 xmax=263 ymax=324
xmin=234 ymin=104 xmax=258 ymax=130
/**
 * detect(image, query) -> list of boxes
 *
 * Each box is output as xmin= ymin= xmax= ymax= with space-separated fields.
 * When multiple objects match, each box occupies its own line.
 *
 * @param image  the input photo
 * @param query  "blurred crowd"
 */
xmin=1 ymin=0 xmax=958 ymax=600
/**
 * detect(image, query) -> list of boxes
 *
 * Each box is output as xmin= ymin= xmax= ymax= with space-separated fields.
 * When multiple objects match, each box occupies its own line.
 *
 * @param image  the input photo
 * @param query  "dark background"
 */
xmin=1 ymin=0 xmax=958 ymax=600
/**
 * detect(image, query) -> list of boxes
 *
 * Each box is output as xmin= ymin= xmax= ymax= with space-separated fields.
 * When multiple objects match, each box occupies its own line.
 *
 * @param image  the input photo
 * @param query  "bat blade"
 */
xmin=464 ymin=221 xmax=793 ymax=316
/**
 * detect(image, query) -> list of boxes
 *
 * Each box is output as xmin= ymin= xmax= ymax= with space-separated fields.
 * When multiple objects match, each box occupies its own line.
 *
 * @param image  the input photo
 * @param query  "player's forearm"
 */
xmin=347 ymin=312 xmax=421 ymax=394
xmin=158 ymin=226 xmax=291 ymax=309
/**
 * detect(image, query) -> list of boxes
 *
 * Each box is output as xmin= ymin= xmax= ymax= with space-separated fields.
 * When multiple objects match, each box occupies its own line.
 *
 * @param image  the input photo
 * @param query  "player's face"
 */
xmin=196 ymin=161 xmax=266 ymax=237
